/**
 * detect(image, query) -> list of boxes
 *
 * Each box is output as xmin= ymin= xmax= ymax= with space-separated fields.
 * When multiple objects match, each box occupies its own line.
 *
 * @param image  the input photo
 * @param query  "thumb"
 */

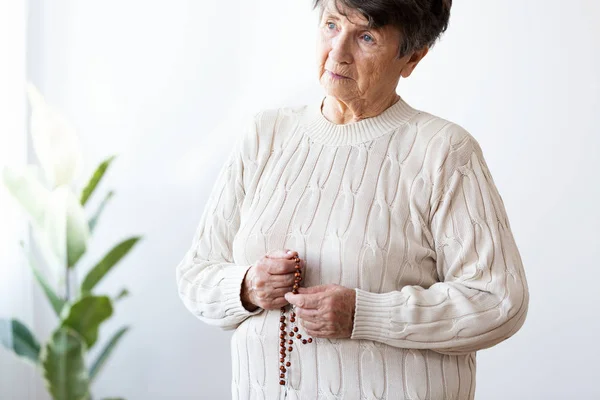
xmin=266 ymin=249 xmax=298 ymax=259
xmin=296 ymin=285 xmax=328 ymax=294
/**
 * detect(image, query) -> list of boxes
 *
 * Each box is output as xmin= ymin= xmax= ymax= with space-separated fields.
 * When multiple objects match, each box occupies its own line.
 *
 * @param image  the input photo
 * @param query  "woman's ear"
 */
xmin=400 ymin=46 xmax=430 ymax=78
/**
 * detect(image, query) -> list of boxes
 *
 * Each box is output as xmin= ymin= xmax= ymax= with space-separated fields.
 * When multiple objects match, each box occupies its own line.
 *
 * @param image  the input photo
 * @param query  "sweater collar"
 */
xmin=300 ymin=95 xmax=418 ymax=146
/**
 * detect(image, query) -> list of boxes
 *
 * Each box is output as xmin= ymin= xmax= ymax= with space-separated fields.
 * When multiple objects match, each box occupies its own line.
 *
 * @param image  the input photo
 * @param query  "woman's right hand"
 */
xmin=241 ymin=249 xmax=303 ymax=311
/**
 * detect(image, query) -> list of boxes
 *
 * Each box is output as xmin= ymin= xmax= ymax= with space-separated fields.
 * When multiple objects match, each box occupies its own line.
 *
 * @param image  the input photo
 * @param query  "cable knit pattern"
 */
xmin=176 ymin=96 xmax=529 ymax=400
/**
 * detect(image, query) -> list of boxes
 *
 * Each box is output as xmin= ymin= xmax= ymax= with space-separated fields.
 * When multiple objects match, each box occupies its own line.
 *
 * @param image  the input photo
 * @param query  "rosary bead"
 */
xmin=275 ymin=256 xmax=314 ymax=382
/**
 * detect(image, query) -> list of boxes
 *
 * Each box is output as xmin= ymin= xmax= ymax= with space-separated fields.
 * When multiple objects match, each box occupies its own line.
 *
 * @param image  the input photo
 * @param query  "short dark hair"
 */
xmin=313 ymin=0 xmax=452 ymax=57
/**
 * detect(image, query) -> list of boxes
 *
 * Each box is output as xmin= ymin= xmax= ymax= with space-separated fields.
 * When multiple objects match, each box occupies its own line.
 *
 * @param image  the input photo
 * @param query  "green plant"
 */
xmin=0 ymin=83 xmax=141 ymax=400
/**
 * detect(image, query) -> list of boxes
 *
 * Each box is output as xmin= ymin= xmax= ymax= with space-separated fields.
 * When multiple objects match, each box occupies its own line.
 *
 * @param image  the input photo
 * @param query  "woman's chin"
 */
xmin=321 ymin=81 xmax=355 ymax=100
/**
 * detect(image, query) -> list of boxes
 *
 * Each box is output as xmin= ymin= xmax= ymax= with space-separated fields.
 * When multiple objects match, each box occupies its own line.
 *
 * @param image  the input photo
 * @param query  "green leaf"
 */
xmin=20 ymin=242 xmax=65 ymax=316
xmin=81 ymin=237 xmax=141 ymax=293
xmin=41 ymin=327 xmax=90 ymax=400
xmin=114 ymin=288 xmax=130 ymax=302
xmin=89 ymin=326 xmax=129 ymax=382
xmin=30 ymin=259 xmax=66 ymax=316
xmin=63 ymin=186 xmax=91 ymax=268
xmin=88 ymin=190 xmax=114 ymax=233
xmin=61 ymin=295 xmax=113 ymax=349
xmin=0 ymin=318 xmax=40 ymax=364
xmin=80 ymin=156 xmax=116 ymax=206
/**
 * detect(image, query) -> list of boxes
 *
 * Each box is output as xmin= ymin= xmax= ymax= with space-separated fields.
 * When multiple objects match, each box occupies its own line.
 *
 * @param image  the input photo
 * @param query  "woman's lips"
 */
xmin=327 ymin=70 xmax=350 ymax=80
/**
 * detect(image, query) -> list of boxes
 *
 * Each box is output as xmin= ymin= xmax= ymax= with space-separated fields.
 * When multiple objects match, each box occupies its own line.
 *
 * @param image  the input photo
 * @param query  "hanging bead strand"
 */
xmin=279 ymin=255 xmax=313 ymax=386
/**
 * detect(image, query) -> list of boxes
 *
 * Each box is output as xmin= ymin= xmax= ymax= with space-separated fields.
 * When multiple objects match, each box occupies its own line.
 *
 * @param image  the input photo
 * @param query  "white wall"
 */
xmin=0 ymin=2 xmax=39 ymax=399
xmin=23 ymin=0 xmax=600 ymax=399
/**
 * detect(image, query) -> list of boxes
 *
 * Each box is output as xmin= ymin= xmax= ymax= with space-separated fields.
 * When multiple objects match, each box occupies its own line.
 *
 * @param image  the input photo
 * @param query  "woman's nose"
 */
xmin=329 ymin=34 xmax=353 ymax=64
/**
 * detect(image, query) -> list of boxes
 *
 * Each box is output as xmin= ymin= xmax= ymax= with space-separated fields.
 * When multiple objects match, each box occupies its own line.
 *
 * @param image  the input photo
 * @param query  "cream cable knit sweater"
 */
xmin=176 ymin=96 xmax=529 ymax=400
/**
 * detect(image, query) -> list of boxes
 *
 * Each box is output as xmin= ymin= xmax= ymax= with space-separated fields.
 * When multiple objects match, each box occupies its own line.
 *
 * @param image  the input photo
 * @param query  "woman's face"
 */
xmin=316 ymin=2 xmax=420 ymax=103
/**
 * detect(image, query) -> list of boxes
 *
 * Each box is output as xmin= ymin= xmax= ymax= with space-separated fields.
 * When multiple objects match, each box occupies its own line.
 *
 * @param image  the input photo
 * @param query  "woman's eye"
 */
xmin=327 ymin=22 xmax=336 ymax=30
xmin=362 ymin=34 xmax=374 ymax=43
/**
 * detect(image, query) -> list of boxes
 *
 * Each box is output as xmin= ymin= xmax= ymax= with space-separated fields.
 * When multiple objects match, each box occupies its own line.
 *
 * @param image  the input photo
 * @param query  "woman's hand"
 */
xmin=284 ymin=284 xmax=356 ymax=339
xmin=241 ymin=249 xmax=303 ymax=311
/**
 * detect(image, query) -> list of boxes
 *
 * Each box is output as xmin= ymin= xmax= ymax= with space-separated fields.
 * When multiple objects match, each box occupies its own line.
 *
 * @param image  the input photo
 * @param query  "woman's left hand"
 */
xmin=284 ymin=284 xmax=356 ymax=339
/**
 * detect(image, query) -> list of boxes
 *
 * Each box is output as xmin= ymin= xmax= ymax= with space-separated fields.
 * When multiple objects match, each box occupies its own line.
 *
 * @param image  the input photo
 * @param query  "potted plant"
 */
xmin=0 ymin=83 xmax=141 ymax=400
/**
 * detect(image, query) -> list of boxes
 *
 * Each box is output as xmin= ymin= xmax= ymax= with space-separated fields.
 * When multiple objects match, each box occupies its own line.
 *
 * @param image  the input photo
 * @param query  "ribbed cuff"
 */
xmin=351 ymin=288 xmax=399 ymax=341
xmin=221 ymin=265 xmax=262 ymax=318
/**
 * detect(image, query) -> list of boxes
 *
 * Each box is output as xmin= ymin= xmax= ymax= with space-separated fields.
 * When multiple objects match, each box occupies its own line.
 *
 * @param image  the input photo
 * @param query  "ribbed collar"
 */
xmin=299 ymin=95 xmax=418 ymax=146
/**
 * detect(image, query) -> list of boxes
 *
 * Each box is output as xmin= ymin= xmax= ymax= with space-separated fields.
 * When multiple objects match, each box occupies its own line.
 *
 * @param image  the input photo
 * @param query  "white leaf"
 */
xmin=40 ymin=187 xmax=68 ymax=270
xmin=2 ymin=165 xmax=51 ymax=227
xmin=3 ymin=167 xmax=91 ymax=275
xmin=26 ymin=83 xmax=84 ymax=188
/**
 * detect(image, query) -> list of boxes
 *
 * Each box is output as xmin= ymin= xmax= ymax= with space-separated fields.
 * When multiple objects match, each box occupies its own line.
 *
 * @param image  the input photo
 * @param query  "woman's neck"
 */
xmin=321 ymin=92 xmax=400 ymax=125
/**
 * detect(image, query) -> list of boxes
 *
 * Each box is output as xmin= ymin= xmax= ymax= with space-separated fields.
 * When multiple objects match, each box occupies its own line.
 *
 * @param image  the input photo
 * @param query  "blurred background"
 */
xmin=1 ymin=0 xmax=599 ymax=399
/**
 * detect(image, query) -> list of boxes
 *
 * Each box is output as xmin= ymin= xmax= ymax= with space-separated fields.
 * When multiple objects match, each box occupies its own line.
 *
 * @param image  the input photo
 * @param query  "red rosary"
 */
xmin=278 ymin=255 xmax=312 ymax=386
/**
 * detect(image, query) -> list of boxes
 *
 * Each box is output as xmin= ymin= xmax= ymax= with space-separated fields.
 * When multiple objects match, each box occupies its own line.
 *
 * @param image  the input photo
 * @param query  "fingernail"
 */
xmin=287 ymin=250 xmax=293 ymax=254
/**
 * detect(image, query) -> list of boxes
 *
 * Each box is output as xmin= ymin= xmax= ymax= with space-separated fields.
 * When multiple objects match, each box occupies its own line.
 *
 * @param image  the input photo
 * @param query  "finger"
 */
xmin=296 ymin=285 xmax=330 ymax=295
xmin=295 ymin=307 xmax=321 ymax=321
xmin=285 ymin=293 xmax=321 ymax=309
xmin=267 ymin=258 xmax=301 ymax=275
xmin=269 ymin=287 xmax=293 ymax=299
xmin=300 ymin=319 xmax=325 ymax=332
xmin=270 ymin=273 xmax=296 ymax=288
xmin=306 ymin=329 xmax=334 ymax=339
xmin=268 ymin=297 xmax=289 ymax=310
xmin=254 ymin=286 xmax=289 ymax=301
xmin=266 ymin=249 xmax=298 ymax=259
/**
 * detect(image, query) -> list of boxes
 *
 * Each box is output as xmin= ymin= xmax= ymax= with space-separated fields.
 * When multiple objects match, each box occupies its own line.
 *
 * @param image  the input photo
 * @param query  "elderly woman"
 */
xmin=176 ymin=0 xmax=529 ymax=399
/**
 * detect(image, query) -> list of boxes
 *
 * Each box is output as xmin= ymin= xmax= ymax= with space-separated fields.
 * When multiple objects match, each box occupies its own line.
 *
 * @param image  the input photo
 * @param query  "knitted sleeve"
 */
xmin=176 ymin=116 xmax=263 ymax=330
xmin=350 ymin=126 xmax=529 ymax=355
